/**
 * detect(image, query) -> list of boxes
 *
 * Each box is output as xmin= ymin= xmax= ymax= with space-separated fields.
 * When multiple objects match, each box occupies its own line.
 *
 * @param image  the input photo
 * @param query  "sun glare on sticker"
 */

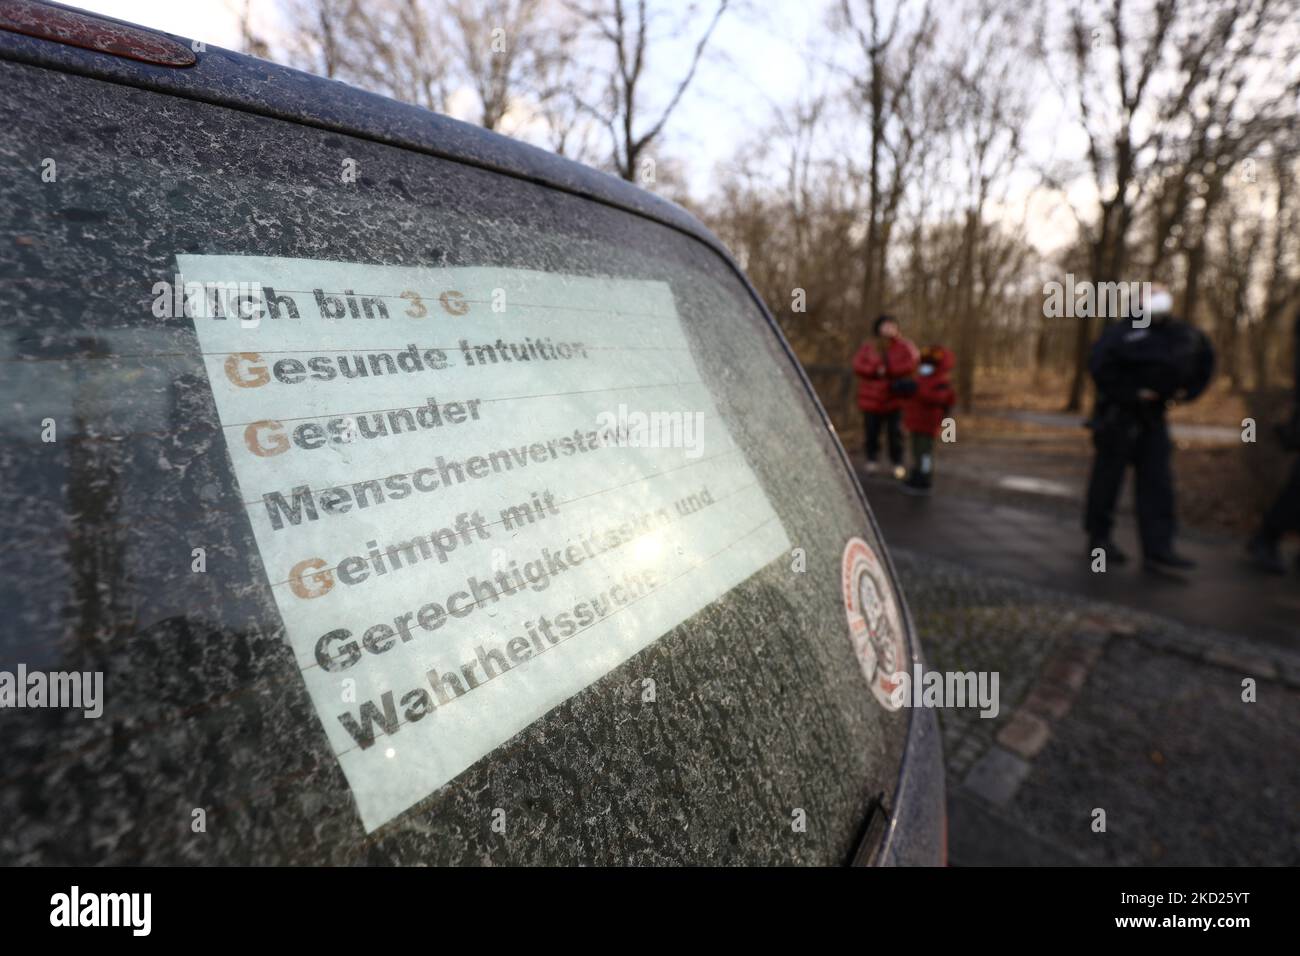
xmin=633 ymin=533 xmax=664 ymax=564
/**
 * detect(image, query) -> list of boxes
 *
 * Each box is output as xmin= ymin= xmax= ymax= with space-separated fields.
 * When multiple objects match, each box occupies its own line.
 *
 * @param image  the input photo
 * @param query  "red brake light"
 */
xmin=0 ymin=0 xmax=196 ymax=67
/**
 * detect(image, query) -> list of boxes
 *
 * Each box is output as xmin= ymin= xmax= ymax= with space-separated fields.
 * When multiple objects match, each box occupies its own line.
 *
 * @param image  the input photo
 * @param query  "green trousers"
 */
xmin=911 ymin=433 xmax=935 ymax=475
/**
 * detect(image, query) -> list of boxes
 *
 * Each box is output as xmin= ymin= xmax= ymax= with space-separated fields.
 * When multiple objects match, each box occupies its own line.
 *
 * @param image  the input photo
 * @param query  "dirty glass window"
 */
xmin=0 ymin=59 xmax=910 ymax=864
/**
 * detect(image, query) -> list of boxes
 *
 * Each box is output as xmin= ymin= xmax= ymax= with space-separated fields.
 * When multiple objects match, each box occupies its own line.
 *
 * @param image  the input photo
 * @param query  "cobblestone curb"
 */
xmin=968 ymin=624 xmax=1113 ymax=805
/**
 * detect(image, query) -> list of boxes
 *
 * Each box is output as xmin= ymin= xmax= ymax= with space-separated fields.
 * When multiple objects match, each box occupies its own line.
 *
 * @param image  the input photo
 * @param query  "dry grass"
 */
xmin=975 ymin=366 xmax=1247 ymax=427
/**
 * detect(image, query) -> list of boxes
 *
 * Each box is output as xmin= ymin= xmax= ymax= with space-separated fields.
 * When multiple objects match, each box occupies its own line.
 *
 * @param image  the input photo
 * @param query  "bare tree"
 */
xmin=447 ymin=0 xmax=545 ymax=131
xmin=1204 ymin=184 xmax=1262 ymax=391
xmin=708 ymin=87 xmax=867 ymax=373
xmin=1056 ymin=0 xmax=1300 ymax=409
xmin=1143 ymin=0 xmax=1300 ymax=322
xmin=232 ymin=0 xmax=272 ymax=59
xmin=1057 ymin=0 xmax=1182 ymax=410
xmin=274 ymin=1 xmax=452 ymax=111
xmin=1249 ymin=160 xmax=1300 ymax=390
xmin=837 ymin=0 xmax=937 ymax=322
xmin=566 ymin=0 xmax=729 ymax=181
xmin=943 ymin=0 xmax=1037 ymax=410
xmin=514 ymin=8 xmax=589 ymax=157
xmin=1208 ymin=157 xmax=1300 ymax=390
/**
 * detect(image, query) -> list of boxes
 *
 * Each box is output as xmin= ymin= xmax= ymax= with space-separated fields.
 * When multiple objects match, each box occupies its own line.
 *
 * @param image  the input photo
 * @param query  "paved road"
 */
xmin=863 ymin=470 xmax=1299 ymax=649
xmin=989 ymin=408 xmax=1241 ymax=445
xmin=869 ymin=466 xmax=1300 ymax=865
xmin=887 ymin=544 xmax=1300 ymax=866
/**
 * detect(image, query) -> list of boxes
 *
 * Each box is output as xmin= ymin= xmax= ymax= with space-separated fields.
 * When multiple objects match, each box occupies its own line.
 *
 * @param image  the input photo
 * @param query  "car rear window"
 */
xmin=0 ymin=59 xmax=911 ymax=864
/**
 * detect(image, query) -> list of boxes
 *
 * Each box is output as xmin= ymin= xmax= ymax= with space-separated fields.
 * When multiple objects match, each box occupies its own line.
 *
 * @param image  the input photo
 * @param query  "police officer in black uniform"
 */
xmin=1083 ymin=285 xmax=1215 ymax=571
xmin=1246 ymin=313 xmax=1300 ymax=574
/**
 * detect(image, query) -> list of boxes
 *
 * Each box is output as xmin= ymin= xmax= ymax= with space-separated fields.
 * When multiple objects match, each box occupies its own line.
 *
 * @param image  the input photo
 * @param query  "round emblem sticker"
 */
xmin=841 ymin=537 xmax=907 ymax=710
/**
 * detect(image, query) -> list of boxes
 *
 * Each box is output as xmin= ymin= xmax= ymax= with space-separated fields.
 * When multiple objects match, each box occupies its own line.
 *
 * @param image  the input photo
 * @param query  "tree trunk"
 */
xmin=955 ymin=208 xmax=979 ymax=411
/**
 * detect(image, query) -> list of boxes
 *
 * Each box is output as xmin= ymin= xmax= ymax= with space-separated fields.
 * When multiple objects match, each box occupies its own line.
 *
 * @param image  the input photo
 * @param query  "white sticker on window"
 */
xmin=177 ymin=254 xmax=790 ymax=832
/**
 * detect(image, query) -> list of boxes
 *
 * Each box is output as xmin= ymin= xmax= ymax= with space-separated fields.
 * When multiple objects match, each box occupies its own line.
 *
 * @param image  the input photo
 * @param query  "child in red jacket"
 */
xmin=899 ymin=345 xmax=957 ymax=495
xmin=852 ymin=314 xmax=920 ymax=479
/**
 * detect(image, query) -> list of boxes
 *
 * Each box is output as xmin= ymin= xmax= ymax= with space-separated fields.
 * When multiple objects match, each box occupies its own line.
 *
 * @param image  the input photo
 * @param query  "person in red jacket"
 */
xmin=853 ymin=314 xmax=920 ymax=478
xmin=898 ymin=345 xmax=957 ymax=496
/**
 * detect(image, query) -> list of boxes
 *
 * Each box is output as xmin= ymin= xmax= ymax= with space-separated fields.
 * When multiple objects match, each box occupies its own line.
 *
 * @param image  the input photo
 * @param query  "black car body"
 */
xmin=0 ymin=0 xmax=944 ymax=865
